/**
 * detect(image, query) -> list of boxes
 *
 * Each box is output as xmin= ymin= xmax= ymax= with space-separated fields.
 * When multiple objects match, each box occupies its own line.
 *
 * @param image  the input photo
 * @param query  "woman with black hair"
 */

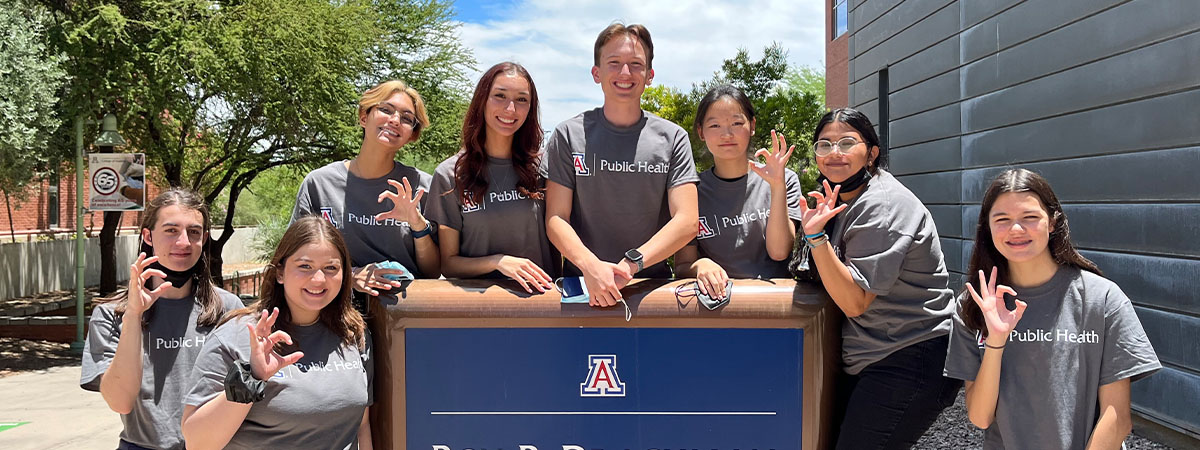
xmin=674 ymin=84 xmax=802 ymax=296
xmin=81 ymin=189 xmax=243 ymax=450
xmin=424 ymin=61 xmax=558 ymax=292
xmin=797 ymin=108 xmax=960 ymax=448
xmin=944 ymin=169 xmax=1158 ymax=449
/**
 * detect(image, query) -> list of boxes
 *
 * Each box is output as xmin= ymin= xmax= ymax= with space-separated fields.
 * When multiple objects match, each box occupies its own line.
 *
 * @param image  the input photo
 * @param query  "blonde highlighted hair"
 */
xmin=358 ymin=79 xmax=431 ymax=141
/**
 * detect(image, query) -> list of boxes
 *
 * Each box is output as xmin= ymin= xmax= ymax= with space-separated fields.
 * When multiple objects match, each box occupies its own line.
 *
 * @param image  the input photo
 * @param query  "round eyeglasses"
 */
xmin=812 ymin=136 xmax=861 ymax=157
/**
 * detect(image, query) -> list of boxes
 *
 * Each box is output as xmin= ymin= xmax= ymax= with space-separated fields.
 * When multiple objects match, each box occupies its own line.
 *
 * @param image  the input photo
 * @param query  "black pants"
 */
xmin=833 ymin=335 xmax=961 ymax=450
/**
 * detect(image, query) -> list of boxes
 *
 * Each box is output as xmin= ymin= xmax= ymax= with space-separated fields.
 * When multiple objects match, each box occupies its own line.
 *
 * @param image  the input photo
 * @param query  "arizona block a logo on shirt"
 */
xmin=320 ymin=207 xmax=339 ymax=227
xmin=698 ymin=216 xmax=717 ymax=239
xmin=461 ymin=192 xmax=482 ymax=214
xmin=580 ymin=354 xmax=625 ymax=397
xmin=572 ymin=153 xmax=591 ymax=176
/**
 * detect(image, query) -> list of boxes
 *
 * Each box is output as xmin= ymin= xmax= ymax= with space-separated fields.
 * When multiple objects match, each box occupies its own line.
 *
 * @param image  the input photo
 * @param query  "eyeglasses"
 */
xmin=371 ymin=104 xmax=419 ymax=130
xmin=812 ymin=137 xmax=861 ymax=157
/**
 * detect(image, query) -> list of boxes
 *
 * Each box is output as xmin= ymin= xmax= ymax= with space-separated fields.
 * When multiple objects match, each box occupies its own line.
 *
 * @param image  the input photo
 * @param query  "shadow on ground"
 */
xmin=0 ymin=337 xmax=78 ymax=377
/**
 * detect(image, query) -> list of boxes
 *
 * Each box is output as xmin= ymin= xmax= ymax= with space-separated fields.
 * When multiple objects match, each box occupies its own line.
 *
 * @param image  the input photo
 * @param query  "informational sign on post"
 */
xmin=405 ymin=327 xmax=804 ymax=449
xmin=88 ymin=153 xmax=145 ymax=211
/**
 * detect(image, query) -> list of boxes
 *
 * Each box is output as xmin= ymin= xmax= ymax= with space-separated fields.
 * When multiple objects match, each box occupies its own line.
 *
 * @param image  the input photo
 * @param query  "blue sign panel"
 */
xmin=406 ymin=328 xmax=803 ymax=449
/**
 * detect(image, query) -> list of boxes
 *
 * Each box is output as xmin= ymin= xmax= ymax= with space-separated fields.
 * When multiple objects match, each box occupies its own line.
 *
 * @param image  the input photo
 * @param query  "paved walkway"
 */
xmin=0 ymin=365 xmax=120 ymax=450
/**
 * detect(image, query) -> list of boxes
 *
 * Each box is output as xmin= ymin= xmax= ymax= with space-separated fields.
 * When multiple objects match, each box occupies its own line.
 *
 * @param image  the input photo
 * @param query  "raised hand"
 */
xmin=352 ymin=264 xmax=405 ymax=296
xmin=966 ymin=267 xmax=1028 ymax=340
xmin=798 ymin=179 xmax=849 ymax=235
xmin=125 ymin=253 xmax=172 ymax=317
xmin=749 ymin=129 xmax=795 ymax=188
xmin=246 ymin=308 xmax=305 ymax=381
xmin=374 ymin=177 xmax=427 ymax=227
xmin=496 ymin=256 xmax=554 ymax=294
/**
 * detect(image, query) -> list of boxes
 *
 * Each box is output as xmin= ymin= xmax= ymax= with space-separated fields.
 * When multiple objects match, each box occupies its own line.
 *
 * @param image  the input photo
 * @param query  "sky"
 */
xmin=451 ymin=0 xmax=827 ymax=127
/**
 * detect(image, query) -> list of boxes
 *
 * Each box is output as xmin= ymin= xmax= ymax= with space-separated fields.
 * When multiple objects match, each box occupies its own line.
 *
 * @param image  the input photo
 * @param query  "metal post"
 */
xmin=71 ymin=117 xmax=86 ymax=354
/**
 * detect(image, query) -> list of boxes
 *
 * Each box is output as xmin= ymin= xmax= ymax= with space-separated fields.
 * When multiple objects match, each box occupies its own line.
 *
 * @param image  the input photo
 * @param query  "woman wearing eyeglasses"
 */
xmin=292 ymin=80 xmax=441 ymax=300
xmin=797 ymin=108 xmax=959 ymax=449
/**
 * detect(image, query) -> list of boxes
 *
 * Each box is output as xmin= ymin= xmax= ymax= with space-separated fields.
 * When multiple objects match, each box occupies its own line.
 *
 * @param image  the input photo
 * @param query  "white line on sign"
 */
xmin=430 ymin=411 xmax=776 ymax=416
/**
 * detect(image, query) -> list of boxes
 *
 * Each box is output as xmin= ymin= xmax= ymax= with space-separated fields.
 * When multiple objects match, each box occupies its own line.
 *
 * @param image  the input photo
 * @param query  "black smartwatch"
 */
xmin=224 ymin=360 xmax=267 ymax=403
xmin=623 ymin=248 xmax=644 ymax=273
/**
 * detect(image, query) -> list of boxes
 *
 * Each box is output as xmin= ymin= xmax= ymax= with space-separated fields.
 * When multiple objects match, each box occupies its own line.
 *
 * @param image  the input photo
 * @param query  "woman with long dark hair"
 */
xmin=292 ymin=79 xmax=440 ymax=299
xmin=80 ymin=188 xmax=243 ymax=450
xmin=944 ymin=168 xmax=1158 ymax=449
xmin=424 ymin=61 xmax=557 ymax=292
xmin=181 ymin=216 xmax=372 ymax=449
xmin=674 ymin=84 xmax=801 ymax=294
xmin=797 ymin=108 xmax=959 ymax=448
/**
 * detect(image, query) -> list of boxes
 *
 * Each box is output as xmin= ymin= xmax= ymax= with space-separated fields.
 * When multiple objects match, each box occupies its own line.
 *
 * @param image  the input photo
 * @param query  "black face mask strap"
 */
xmin=146 ymin=259 xmax=202 ymax=288
xmin=815 ymin=166 xmax=872 ymax=200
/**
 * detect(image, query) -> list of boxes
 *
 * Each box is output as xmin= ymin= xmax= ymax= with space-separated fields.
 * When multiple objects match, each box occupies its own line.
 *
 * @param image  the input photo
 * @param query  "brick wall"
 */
xmin=0 ymin=163 xmax=161 ymax=240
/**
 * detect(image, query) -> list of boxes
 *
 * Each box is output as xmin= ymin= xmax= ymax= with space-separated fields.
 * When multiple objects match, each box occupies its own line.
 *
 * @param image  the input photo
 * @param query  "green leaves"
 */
xmin=0 ymin=2 xmax=66 ymax=193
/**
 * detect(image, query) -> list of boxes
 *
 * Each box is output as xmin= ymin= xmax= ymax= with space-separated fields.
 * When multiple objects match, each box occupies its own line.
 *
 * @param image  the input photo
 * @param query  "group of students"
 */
xmin=80 ymin=22 xmax=1160 ymax=450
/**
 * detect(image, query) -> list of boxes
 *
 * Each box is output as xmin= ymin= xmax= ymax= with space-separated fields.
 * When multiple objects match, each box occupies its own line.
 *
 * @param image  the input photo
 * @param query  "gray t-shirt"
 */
xmin=694 ymin=168 xmax=803 ymax=279
xmin=944 ymin=267 xmax=1160 ymax=450
xmin=425 ymin=152 xmax=558 ymax=279
xmin=545 ymin=108 xmax=699 ymax=278
xmin=184 ymin=316 xmax=373 ymax=450
xmin=825 ymin=169 xmax=955 ymax=375
xmin=292 ymin=160 xmax=435 ymax=277
xmin=80 ymin=288 xmax=244 ymax=450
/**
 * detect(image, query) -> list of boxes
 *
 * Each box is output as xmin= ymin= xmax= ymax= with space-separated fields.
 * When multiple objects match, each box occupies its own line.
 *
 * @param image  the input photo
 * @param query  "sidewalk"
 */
xmin=0 ymin=365 xmax=120 ymax=449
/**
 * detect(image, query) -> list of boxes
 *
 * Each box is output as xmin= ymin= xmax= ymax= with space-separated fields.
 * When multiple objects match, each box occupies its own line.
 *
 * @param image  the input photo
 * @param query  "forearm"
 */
xmin=810 ymin=243 xmax=874 ymax=316
xmin=99 ymin=316 xmax=145 ymax=414
xmin=1086 ymin=410 xmax=1131 ymax=450
xmin=181 ymin=398 xmax=253 ymax=450
xmin=547 ymin=215 xmax=601 ymax=269
xmin=442 ymin=254 xmax=505 ymax=278
xmin=764 ymin=184 xmax=796 ymax=261
xmin=635 ymin=209 xmax=698 ymax=269
xmin=411 ymin=217 xmax=440 ymax=277
xmin=964 ymin=339 xmax=1007 ymax=429
xmin=358 ymin=409 xmax=373 ymax=450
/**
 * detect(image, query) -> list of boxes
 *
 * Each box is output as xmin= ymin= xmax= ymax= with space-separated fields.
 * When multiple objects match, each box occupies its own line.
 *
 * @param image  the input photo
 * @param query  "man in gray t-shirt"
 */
xmin=292 ymin=160 xmax=435 ymax=278
xmin=81 ymin=290 xmax=243 ymax=450
xmin=944 ymin=267 xmax=1160 ymax=449
xmin=426 ymin=152 xmax=557 ymax=278
xmin=545 ymin=23 xmax=699 ymax=307
xmin=184 ymin=316 xmax=373 ymax=450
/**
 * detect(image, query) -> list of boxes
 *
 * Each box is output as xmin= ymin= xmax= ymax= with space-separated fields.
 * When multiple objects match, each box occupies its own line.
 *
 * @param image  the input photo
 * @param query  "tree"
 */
xmin=41 ymin=0 xmax=473 ymax=283
xmin=0 ymin=2 xmax=65 ymax=242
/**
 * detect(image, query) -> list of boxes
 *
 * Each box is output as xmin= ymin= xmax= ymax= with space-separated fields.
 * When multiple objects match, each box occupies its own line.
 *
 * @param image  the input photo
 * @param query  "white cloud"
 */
xmin=456 ymin=0 xmax=826 ymax=128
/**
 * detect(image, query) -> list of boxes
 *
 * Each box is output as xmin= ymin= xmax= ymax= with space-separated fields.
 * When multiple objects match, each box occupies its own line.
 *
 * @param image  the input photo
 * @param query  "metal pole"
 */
xmin=71 ymin=117 xmax=86 ymax=354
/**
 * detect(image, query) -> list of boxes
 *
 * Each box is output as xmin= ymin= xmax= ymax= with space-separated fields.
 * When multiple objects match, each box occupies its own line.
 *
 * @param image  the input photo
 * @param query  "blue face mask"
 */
xmin=554 ymin=276 xmax=590 ymax=303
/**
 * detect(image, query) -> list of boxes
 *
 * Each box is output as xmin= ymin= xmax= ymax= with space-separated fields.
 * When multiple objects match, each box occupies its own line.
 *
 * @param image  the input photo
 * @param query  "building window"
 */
xmin=833 ymin=0 xmax=848 ymax=39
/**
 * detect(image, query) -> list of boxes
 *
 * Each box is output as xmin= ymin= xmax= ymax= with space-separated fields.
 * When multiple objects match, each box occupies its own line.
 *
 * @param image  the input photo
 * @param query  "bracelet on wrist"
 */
xmin=224 ymin=360 xmax=267 ymax=404
xmin=984 ymin=341 xmax=1006 ymax=350
xmin=805 ymin=233 xmax=829 ymax=249
xmin=803 ymin=231 xmax=826 ymax=240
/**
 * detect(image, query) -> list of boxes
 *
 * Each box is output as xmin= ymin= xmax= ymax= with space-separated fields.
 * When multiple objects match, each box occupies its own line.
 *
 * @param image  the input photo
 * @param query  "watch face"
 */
xmin=625 ymin=249 xmax=643 ymax=261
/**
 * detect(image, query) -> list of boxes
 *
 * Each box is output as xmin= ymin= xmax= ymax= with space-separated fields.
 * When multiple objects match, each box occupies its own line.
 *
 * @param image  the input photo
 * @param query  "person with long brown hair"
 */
xmin=424 ymin=61 xmax=557 ymax=292
xmin=181 ymin=216 xmax=372 ymax=449
xmin=80 ymin=188 xmax=244 ymax=450
xmin=944 ymin=168 xmax=1159 ymax=449
xmin=292 ymin=79 xmax=440 ymax=302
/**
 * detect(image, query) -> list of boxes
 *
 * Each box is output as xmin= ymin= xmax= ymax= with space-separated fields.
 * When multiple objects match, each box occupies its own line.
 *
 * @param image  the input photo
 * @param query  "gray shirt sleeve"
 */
xmin=1099 ymin=284 xmax=1161 ymax=384
xmin=290 ymin=173 xmax=316 ymax=225
xmin=784 ymin=169 xmax=804 ymax=222
xmin=943 ymin=298 xmax=983 ymax=382
xmin=841 ymin=201 xmax=918 ymax=296
xmin=425 ymin=157 xmax=461 ymax=232
xmin=667 ymin=127 xmax=699 ymax=188
xmin=80 ymin=304 xmax=120 ymax=391
xmin=184 ymin=321 xmax=241 ymax=408
xmin=545 ymin=126 xmax=575 ymax=190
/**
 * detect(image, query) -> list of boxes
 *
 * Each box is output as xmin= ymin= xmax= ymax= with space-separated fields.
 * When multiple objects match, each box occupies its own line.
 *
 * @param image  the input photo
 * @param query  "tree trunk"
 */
xmin=99 ymin=210 xmax=122 ymax=294
xmin=4 ymin=191 xmax=15 ymax=243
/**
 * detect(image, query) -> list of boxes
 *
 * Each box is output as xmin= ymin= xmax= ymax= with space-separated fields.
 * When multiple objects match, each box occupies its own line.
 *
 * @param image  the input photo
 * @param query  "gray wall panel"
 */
xmin=851 ymin=0 xmax=905 ymax=33
xmin=959 ymin=17 xmax=999 ymax=64
xmin=979 ymin=0 xmax=1200 ymax=99
xmin=891 ymin=69 xmax=959 ymax=119
xmin=991 ymin=0 xmax=1123 ymax=50
xmin=928 ymin=204 xmax=963 ymax=238
xmin=961 ymin=89 xmax=1200 ymax=167
xmin=960 ymin=240 xmax=975 ymax=278
xmin=1082 ymin=250 xmax=1200 ymax=316
xmin=852 ymin=72 xmax=880 ymax=108
xmin=895 ymin=171 xmax=961 ymax=204
xmin=852 ymin=3 xmax=959 ymax=82
xmin=890 ymin=137 xmax=961 ymax=175
xmin=1065 ymin=205 xmax=1200 ymax=258
xmin=962 ymin=148 xmax=1200 ymax=203
xmin=940 ymin=237 xmax=964 ymax=275
xmin=960 ymin=0 xmax=1023 ymax=30
xmin=890 ymin=35 xmax=959 ymax=92
xmin=962 ymin=32 xmax=1200 ymax=132
xmin=1135 ymin=306 xmax=1200 ymax=372
xmin=1131 ymin=367 xmax=1200 ymax=435
xmin=889 ymin=103 xmax=959 ymax=148
xmin=856 ymin=98 xmax=880 ymax=122
xmin=855 ymin=0 xmax=956 ymax=54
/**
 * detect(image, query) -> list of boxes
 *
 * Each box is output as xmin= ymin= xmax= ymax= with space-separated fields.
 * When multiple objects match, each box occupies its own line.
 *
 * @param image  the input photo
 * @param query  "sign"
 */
xmin=89 ymin=153 xmax=145 ymax=211
xmin=406 ymin=328 xmax=803 ymax=449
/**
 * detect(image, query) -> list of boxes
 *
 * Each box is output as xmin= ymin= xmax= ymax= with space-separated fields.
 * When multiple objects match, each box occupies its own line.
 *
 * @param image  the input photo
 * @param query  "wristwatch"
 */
xmin=410 ymin=218 xmax=434 ymax=239
xmin=623 ymin=249 xmax=644 ymax=273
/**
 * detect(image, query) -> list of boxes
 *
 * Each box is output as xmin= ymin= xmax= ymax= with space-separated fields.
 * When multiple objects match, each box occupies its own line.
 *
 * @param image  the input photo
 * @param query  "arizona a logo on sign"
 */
xmin=580 ymin=354 xmax=625 ymax=397
xmin=572 ymin=153 xmax=591 ymax=176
